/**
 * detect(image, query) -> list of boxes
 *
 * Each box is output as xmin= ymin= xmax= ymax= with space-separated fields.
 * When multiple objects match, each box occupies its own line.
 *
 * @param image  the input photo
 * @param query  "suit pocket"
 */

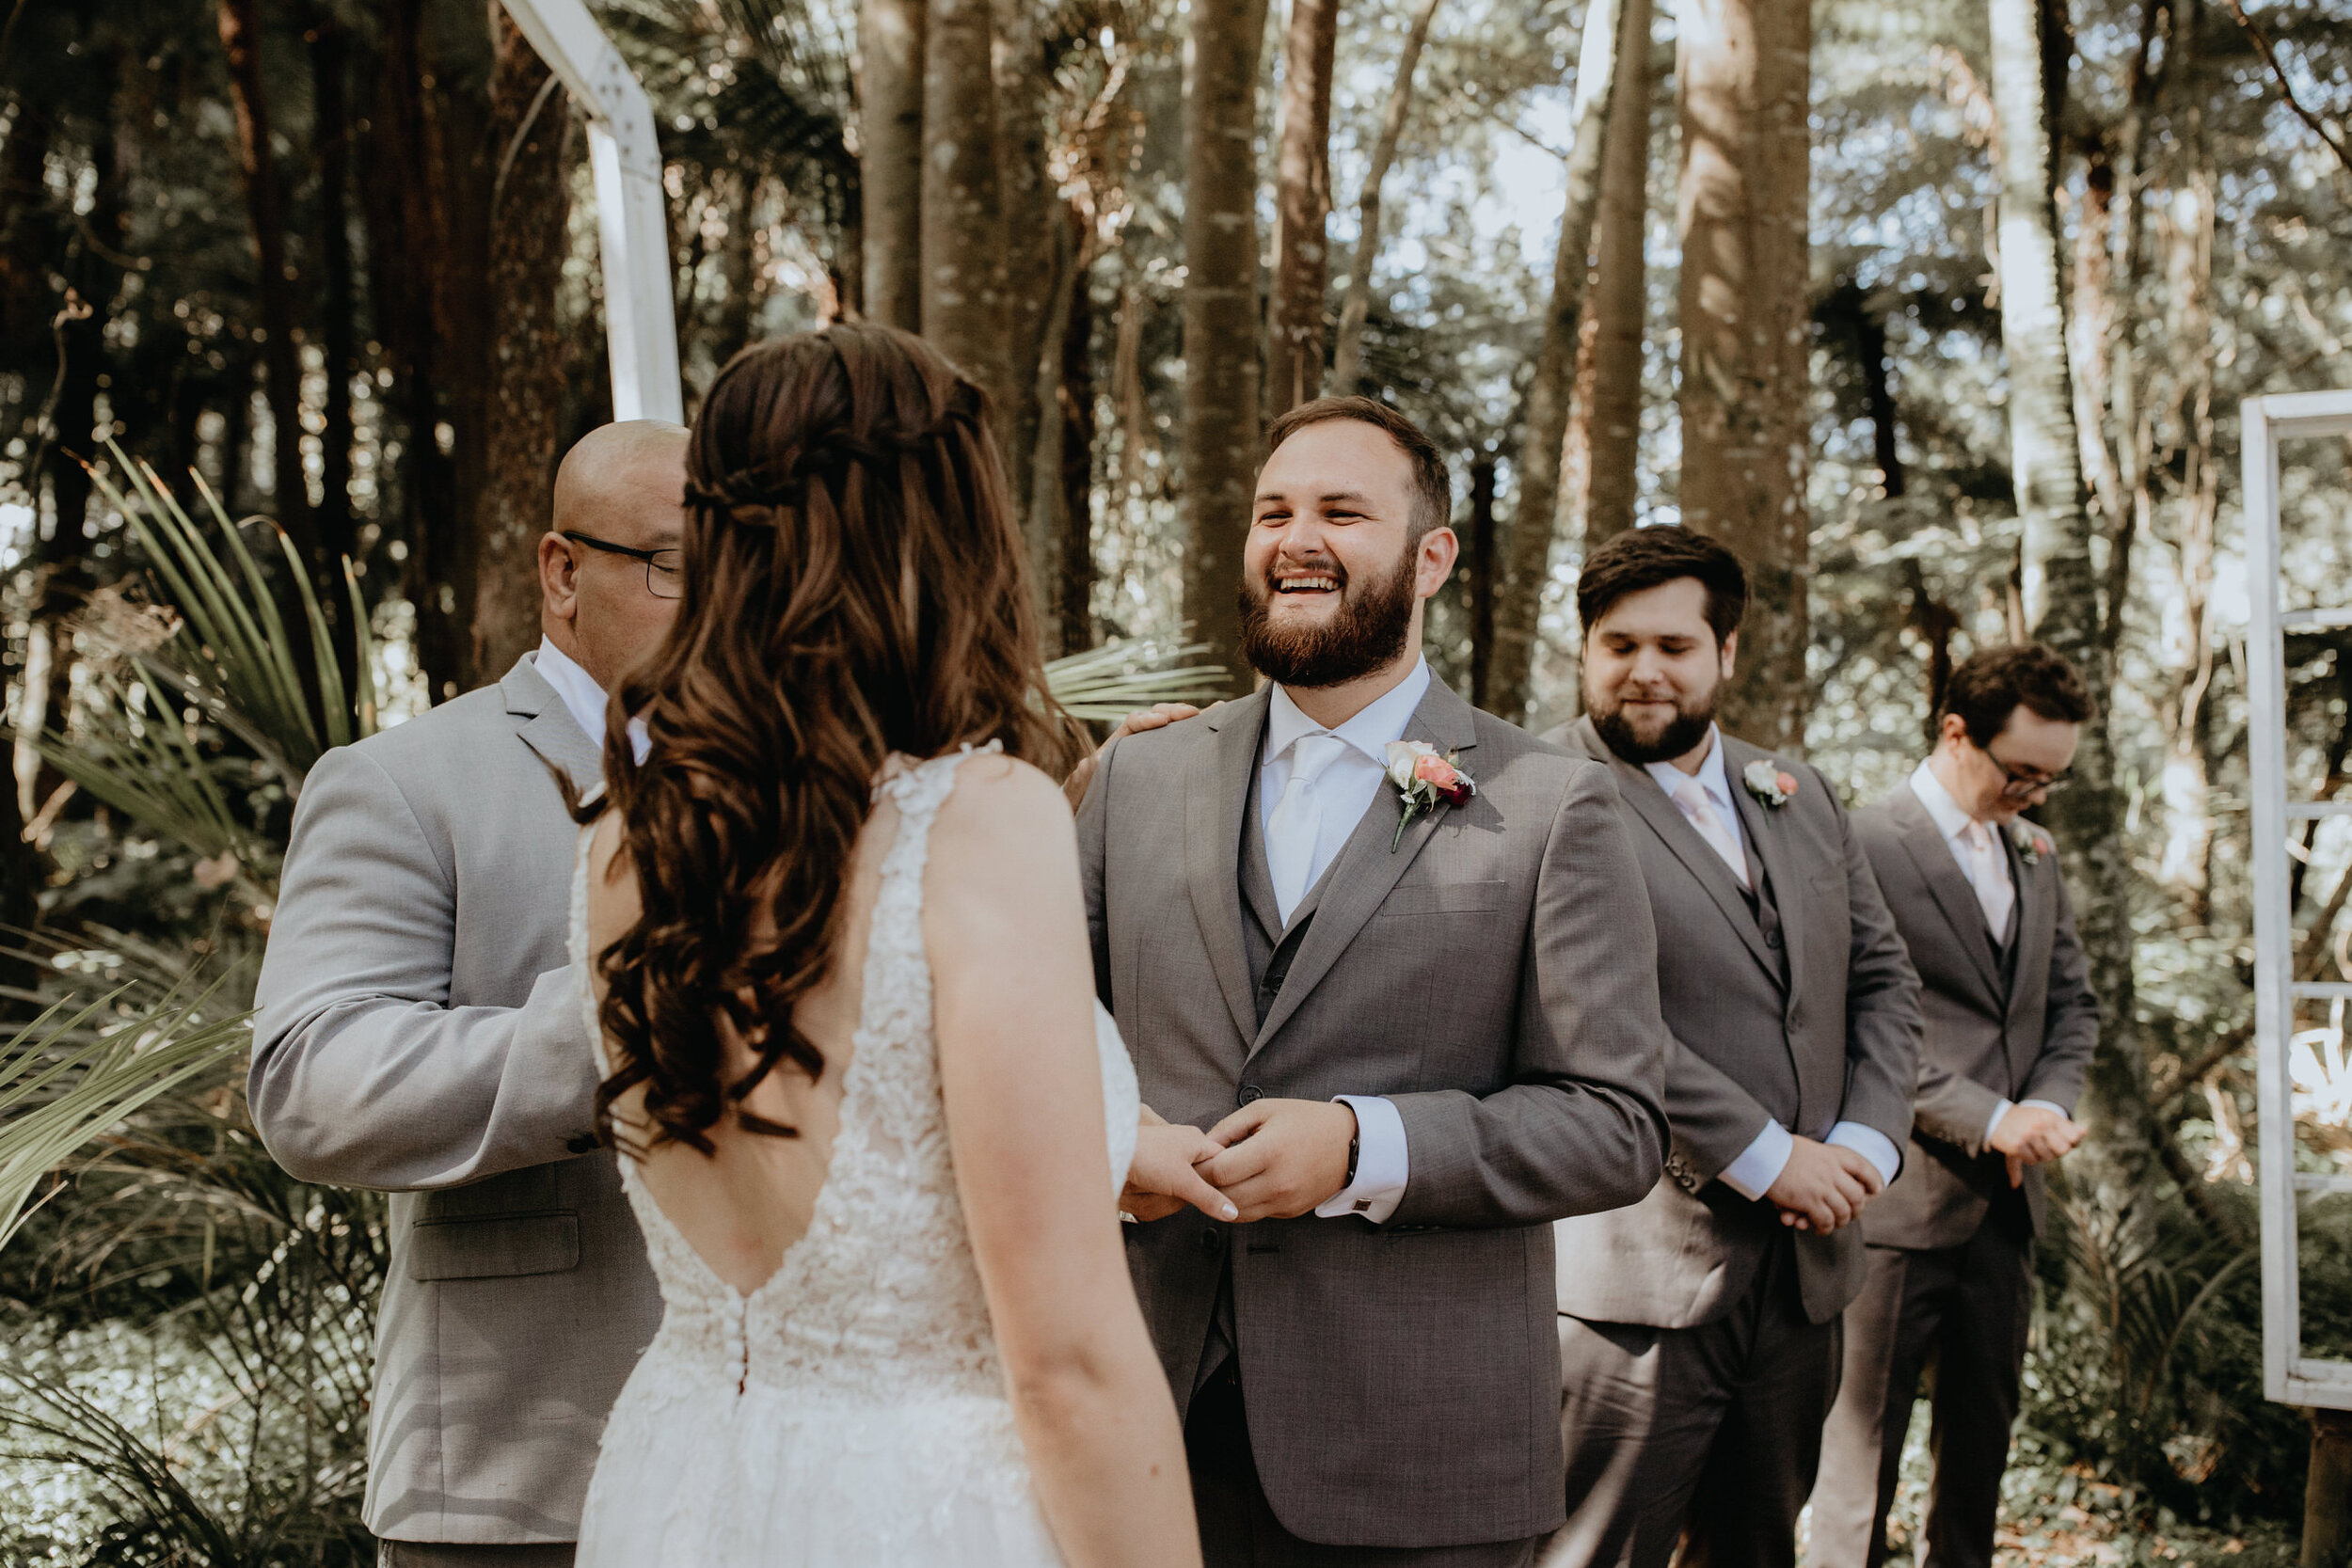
xmin=407 ymin=1210 xmax=580 ymax=1280
xmin=1375 ymin=879 xmax=1507 ymax=917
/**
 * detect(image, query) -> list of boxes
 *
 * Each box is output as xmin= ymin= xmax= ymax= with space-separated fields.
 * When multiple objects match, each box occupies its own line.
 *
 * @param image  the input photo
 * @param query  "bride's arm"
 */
xmin=926 ymin=756 xmax=1202 ymax=1568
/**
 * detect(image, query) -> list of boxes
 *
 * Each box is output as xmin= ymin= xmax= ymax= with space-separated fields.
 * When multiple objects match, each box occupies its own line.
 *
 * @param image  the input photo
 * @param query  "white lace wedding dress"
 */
xmin=571 ymin=747 xmax=1140 ymax=1567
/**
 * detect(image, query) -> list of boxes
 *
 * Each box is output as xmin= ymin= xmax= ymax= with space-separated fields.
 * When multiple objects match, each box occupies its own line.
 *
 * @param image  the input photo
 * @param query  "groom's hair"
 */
xmin=1576 ymin=526 xmax=1748 ymax=647
xmin=1263 ymin=396 xmax=1453 ymax=542
xmin=1936 ymin=642 xmax=2095 ymax=748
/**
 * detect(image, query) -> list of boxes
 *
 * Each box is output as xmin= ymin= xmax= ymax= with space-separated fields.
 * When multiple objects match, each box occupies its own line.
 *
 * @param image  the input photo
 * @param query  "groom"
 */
xmin=1077 ymin=396 xmax=1673 ymax=1566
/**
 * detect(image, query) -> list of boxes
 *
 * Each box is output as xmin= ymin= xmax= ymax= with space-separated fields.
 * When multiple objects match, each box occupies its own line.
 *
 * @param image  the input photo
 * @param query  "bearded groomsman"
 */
xmin=1807 ymin=644 xmax=2100 ymax=1568
xmin=1541 ymin=526 xmax=1921 ymax=1568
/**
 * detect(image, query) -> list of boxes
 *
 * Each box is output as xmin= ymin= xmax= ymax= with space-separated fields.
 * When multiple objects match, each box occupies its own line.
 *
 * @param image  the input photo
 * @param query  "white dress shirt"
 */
xmin=1650 ymin=729 xmax=1903 ymax=1202
xmin=1256 ymin=658 xmax=1433 ymax=1224
xmin=535 ymin=637 xmax=650 ymax=764
xmin=1909 ymin=761 xmax=2063 ymax=1145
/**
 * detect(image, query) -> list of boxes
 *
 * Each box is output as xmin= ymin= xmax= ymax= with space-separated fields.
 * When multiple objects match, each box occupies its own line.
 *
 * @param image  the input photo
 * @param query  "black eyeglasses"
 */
xmin=562 ymin=530 xmax=681 ymax=600
xmin=1981 ymin=743 xmax=2072 ymax=799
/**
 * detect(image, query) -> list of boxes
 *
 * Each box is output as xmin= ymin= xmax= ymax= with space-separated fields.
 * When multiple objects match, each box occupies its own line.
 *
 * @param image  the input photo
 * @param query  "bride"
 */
xmin=568 ymin=325 xmax=1212 ymax=1567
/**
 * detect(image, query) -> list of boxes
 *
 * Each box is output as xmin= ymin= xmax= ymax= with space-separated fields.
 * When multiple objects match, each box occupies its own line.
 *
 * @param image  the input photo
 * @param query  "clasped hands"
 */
xmin=1120 ymin=1100 xmax=1358 ymax=1225
xmin=1986 ymin=1102 xmax=2086 ymax=1189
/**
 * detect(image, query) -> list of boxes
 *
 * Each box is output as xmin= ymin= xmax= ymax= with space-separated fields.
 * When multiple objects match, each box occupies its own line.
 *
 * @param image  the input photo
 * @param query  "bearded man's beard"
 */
xmin=1586 ymin=673 xmax=1721 ymax=765
xmin=1236 ymin=545 xmax=1418 ymax=689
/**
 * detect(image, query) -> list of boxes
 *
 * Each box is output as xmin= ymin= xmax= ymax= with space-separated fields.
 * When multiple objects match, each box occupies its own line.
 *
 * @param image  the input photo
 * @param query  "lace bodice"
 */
xmin=568 ymin=745 xmax=1137 ymax=1414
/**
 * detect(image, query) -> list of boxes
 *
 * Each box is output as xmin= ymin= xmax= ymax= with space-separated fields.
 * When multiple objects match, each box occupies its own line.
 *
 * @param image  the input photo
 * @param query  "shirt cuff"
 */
xmin=1716 ymin=1120 xmax=1794 ymax=1202
xmin=1827 ymin=1121 xmax=1902 ymax=1188
xmin=1986 ymin=1098 xmax=2015 ymax=1144
xmin=1315 ymin=1095 xmax=1409 ymax=1223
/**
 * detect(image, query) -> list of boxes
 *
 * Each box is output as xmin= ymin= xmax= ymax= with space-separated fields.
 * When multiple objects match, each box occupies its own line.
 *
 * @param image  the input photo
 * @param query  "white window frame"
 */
xmin=499 ymin=0 xmax=685 ymax=423
xmin=2245 ymin=388 xmax=2352 ymax=1409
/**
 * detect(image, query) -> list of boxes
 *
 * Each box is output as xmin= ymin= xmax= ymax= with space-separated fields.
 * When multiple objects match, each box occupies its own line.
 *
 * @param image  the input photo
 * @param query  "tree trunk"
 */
xmin=1676 ymin=0 xmax=1811 ymax=754
xmin=1057 ymin=242 xmax=1098 ymax=657
xmin=861 ymin=0 xmax=926 ymax=330
xmin=1466 ymin=455 xmax=1498 ymax=706
xmin=469 ymin=11 xmax=573 ymax=684
xmin=310 ymin=7 xmax=361 ymax=696
xmin=1263 ymin=0 xmax=1341 ymax=420
xmin=1563 ymin=0 xmax=1653 ymax=548
xmin=1180 ymin=0 xmax=1271 ymax=690
xmin=1486 ymin=0 xmax=1628 ymax=724
xmin=997 ymin=0 xmax=1056 ymax=562
xmin=2305 ymin=1409 xmax=2352 ymax=1568
xmin=1991 ymin=0 xmax=2153 ymax=1277
xmin=715 ymin=171 xmax=758 ymax=363
xmin=216 ymin=0 xmax=320 ymax=574
xmin=1330 ymin=0 xmax=1441 ymax=392
xmin=920 ymin=0 xmax=1007 ymax=409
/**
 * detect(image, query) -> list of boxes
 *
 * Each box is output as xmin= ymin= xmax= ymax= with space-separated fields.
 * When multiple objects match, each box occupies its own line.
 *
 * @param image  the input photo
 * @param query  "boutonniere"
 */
xmin=1741 ymin=759 xmax=1800 ymax=810
xmin=2009 ymin=821 xmax=2052 ymax=864
xmin=1385 ymin=740 xmax=1477 ymax=851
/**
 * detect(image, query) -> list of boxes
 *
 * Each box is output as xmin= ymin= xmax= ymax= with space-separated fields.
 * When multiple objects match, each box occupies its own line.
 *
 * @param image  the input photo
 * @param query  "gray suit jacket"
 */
xmin=250 ymin=654 xmax=660 ymax=1545
xmin=1853 ymin=784 xmax=2099 ymax=1248
xmin=1547 ymin=718 xmax=1921 ymax=1328
xmin=1078 ymin=678 xmax=1671 ymax=1549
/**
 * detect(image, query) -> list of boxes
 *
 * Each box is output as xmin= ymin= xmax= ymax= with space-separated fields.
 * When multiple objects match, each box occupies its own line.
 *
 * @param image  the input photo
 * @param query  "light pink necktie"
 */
xmin=1962 ymin=819 xmax=2015 ymax=938
xmin=1671 ymin=775 xmax=1750 ymax=891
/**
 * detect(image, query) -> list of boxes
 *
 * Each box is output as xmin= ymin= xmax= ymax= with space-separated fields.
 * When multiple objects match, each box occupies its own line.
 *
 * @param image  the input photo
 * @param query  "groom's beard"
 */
xmin=1237 ymin=545 xmax=1417 ymax=689
xmin=1586 ymin=676 xmax=1720 ymax=766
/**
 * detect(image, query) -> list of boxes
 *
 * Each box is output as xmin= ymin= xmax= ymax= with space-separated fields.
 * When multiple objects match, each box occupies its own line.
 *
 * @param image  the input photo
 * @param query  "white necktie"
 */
xmin=1962 ymin=819 xmax=2014 ymax=940
xmin=1670 ymin=774 xmax=1749 ymax=891
xmin=1267 ymin=733 xmax=1350 ymax=924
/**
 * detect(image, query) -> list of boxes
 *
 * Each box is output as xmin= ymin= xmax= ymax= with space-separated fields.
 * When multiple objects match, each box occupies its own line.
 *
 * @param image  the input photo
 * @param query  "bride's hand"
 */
xmin=1121 ymin=1121 xmax=1238 ymax=1224
xmin=1062 ymin=703 xmax=1211 ymax=812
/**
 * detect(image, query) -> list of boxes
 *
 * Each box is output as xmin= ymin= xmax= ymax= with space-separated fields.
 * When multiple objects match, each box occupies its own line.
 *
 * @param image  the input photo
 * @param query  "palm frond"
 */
xmin=0 ymin=984 xmax=252 ymax=1253
xmin=20 ymin=675 xmax=260 ymax=871
xmin=1044 ymin=637 xmax=1232 ymax=721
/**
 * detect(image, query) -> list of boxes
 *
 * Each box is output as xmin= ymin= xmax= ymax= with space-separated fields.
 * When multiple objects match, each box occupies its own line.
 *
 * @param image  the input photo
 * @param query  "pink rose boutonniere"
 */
xmin=2010 ymin=821 xmax=2053 ymax=864
xmin=1385 ymin=740 xmax=1477 ymax=851
xmin=1741 ymin=759 xmax=1799 ymax=810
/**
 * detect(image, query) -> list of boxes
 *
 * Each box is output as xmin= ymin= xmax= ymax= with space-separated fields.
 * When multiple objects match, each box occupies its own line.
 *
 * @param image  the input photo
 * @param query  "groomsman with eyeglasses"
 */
xmin=1806 ymin=642 xmax=2102 ymax=1568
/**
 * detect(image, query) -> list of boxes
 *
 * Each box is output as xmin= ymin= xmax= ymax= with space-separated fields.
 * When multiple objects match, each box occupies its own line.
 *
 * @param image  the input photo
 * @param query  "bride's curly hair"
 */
xmin=588 ymin=325 xmax=1085 ymax=1155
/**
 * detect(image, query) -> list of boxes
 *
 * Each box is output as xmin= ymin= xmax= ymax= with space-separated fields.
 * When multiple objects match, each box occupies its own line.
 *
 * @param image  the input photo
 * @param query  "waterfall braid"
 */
xmin=587 ymin=325 xmax=1084 ymax=1155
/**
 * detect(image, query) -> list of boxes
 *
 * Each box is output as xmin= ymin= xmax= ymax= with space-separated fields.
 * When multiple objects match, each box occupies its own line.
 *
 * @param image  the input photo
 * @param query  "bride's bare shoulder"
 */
xmin=927 ymin=752 xmax=1076 ymax=875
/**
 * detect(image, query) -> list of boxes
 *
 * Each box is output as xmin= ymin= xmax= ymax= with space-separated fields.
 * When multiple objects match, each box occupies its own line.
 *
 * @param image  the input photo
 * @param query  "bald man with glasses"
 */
xmin=254 ymin=420 xmax=689 ymax=1566
xmin=1807 ymin=643 xmax=2102 ymax=1568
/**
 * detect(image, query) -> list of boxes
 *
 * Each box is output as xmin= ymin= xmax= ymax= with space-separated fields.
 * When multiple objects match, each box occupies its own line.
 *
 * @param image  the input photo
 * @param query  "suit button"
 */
xmin=1237 ymin=1085 xmax=1264 ymax=1105
xmin=1200 ymin=1228 xmax=1225 ymax=1255
xmin=1765 ymin=929 xmax=1783 ymax=949
xmin=565 ymin=1133 xmax=598 ymax=1154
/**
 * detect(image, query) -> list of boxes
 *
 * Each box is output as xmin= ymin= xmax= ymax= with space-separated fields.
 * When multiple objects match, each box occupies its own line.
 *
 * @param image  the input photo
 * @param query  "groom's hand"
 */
xmin=1060 ymin=703 xmax=1210 ymax=812
xmin=1763 ymin=1137 xmax=1882 ymax=1232
xmin=1198 ymin=1100 xmax=1357 ymax=1222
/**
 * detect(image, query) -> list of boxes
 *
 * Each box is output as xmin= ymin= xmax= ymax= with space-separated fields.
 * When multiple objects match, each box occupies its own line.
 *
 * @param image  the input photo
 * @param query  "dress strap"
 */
xmin=852 ymin=742 xmax=1003 ymax=1057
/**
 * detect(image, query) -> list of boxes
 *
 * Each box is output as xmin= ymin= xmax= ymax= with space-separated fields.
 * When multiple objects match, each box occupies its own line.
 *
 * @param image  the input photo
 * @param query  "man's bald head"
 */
xmin=539 ymin=420 xmax=691 ymax=692
xmin=552 ymin=419 xmax=691 ymax=541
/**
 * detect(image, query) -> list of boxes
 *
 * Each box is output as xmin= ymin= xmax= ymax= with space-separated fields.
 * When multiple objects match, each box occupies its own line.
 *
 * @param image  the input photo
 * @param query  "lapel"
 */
xmin=1721 ymin=735 xmax=1806 ymax=1003
xmin=1185 ymin=686 xmax=1273 ymax=1049
xmin=502 ymin=654 xmax=605 ymax=788
xmin=1888 ymin=784 xmax=2005 ymax=1006
xmin=1573 ymin=717 xmax=1780 ymax=988
xmin=2004 ymin=824 xmax=2055 ymax=1034
xmin=1248 ymin=678 xmax=1482 ymax=1055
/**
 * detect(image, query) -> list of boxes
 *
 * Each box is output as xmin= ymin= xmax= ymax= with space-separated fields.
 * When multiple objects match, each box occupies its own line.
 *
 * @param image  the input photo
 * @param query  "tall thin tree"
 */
xmin=1486 ymin=0 xmax=1628 ymax=724
xmin=469 ymin=10 xmax=574 ymax=683
xmin=1563 ymin=0 xmax=1652 ymax=549
xmin=1677 ymin=0 xmax=1811 ymax=753
xmin=996 ymin=0 xmax=1057 ymax=564
xmin=215 ymin=0 xmax=319 ymax=574
xmin=1988 ymin=0 xmax=2153 ymax=1282
xmin=921 ymin=0 xmax=1007 ymax=408
xmin=1264 ymin=0 xmax=1341 ymax=420
xmin=1330 ymin=0 xmax=1441 ymax=390
xmin=861 ymin=0 xmax=925 ymax=328
xmin=1181 ymin=0 xmax=1271 ymax=688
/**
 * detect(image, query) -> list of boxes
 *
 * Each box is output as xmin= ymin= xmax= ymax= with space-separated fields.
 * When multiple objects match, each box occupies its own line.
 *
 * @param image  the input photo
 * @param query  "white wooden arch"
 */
xmin=2244 ymin=388 xmax=2352 ymax=1409
xmin=499 ymin=0 xmax=685 ymax=423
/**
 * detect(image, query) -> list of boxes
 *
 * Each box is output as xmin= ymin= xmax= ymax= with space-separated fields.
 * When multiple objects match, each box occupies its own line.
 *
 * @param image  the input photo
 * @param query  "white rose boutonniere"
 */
xmin=2009 ymin=820 xmax=2053 ymax=864
xmin=1741 ymin=759 xmax=1799 ymax=810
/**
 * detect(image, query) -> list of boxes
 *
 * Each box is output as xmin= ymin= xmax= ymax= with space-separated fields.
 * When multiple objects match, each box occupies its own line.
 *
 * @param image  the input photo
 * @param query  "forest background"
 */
xmin=0 ymin=0 xmax=2349 ymax=1562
